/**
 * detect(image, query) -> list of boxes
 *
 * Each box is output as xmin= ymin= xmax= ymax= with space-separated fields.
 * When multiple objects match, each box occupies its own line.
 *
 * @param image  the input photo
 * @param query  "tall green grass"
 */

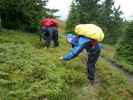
xmin=0 ymin=30 xmax=88 ymax=100
xmin=97 ymin=59 xmax=133 ymax=100
xmin=0 ymin=30 xmax=133 ymax=100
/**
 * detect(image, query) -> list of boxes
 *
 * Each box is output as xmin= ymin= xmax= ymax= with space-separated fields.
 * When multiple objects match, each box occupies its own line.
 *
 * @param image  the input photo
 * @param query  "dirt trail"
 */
xmin=101 ymin=56 xmax=133 ymax=82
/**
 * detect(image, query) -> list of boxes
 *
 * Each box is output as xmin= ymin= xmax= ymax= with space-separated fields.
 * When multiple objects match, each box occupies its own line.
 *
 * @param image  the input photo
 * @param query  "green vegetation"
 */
xmin=0 ymin=30 xmax=88 ymax=100
xmin=0 ymin=30 xmax=133 ymax=99
xmin=0 ymin=0 xmax=47 ymax=30
xmin=101 ymin=44 xmax=115 ymax=59
xmin=116 ymin=21 xmax=133 ymax=65
xmin=101 ymin=44 xmax=133 ymax=74
xmin=0 ymin=0 xmax=133 ymax=99
xmin=0 ymin=0 xmax=59 ymax=31
xmin=66 ymin=0 xmax=124 ymax=44
xmin=97 ymin=59 xmax=133 ymax=100
xmin=100 ymin=21 xmax=133 ymax=73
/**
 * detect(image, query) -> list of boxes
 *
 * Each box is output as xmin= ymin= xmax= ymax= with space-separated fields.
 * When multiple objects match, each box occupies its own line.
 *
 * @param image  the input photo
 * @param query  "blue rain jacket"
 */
xmin=63 ymin=36 xmax=101 ymax=61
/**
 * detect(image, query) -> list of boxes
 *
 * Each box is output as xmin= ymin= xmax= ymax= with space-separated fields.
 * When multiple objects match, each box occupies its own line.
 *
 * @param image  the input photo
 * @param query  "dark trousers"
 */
xmin=42 ymin=27 xmax=59 ymax=47
xmin=87 ymin=48 xmax=101 ymax=80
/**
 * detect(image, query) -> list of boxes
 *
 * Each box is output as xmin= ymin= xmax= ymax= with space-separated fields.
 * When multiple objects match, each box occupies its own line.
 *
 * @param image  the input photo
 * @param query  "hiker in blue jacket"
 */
xmin=60 ymin=33 xmax=101 ymax=85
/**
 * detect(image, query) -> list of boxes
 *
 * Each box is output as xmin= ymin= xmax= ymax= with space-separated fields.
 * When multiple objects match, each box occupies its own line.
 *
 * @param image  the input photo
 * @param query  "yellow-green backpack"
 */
xmin=75 ymin=24 xmax=104 ymax=42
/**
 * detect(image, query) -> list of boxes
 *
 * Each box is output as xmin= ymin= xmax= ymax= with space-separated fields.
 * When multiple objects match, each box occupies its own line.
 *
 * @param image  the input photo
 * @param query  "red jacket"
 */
xmin=41 ymin=18 xmax=58 ymax=27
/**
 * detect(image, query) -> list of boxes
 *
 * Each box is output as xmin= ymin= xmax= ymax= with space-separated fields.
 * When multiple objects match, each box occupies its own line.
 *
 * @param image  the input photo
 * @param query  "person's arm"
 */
xmin=63 ymin=44 xmax=86 ymax=61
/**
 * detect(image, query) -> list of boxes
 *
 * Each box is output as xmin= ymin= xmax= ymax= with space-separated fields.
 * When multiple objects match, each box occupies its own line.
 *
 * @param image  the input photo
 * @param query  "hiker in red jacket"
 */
xmin=41 ymin=17 xmax=59 ymax=47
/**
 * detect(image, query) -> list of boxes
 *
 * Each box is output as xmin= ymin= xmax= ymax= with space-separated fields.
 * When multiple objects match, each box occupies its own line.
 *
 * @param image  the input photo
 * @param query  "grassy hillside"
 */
xmin=0 ymin=30 xmax=133 ymax=100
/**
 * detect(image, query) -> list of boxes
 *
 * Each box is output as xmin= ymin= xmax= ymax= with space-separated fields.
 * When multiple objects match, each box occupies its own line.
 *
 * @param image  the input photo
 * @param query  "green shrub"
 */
xmin=115 ymin=21 xmax=133 ymax=65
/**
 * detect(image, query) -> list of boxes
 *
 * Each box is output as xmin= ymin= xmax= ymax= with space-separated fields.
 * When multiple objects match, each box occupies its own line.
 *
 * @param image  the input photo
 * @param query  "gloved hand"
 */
xmin=59 ymin=56 xmax=66 ymax=65
xmin=59 ymin=56 xmax=63 ymax=60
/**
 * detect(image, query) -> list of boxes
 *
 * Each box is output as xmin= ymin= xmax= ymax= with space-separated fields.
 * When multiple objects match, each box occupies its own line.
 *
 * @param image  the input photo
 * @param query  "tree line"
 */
xmin=66 ymin=0 xmax=125 ymax=44
xmin=0 ymin=0 xmax=58 ymax=32
xmin=66 ymin=0 xmax=133 ymax=65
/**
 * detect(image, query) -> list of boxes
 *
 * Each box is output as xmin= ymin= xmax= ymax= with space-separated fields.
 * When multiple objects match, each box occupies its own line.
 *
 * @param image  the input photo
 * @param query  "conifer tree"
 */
xmin=116 ymin=21 xmax=133 ymax=65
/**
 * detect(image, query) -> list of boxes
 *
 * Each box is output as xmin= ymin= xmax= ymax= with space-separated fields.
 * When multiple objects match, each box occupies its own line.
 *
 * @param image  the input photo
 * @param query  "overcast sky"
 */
xmin=47 ymin=0 xmax=133 ymax=20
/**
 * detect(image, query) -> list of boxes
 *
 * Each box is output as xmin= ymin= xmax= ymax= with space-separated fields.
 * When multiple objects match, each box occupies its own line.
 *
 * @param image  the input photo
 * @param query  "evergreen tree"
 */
xmin=76 ymin=0 xmax=101 ymax=23
xmin=66 ymin=0 xmax=124 ymax=44
xmin=0 ymin=16 xmax=1 ymax=31
xmin=0 ymin=0 xmax=48 ymax=31
xmin=99 ymin=0 xmax=124 ymax=44
xmin=115 ymin=21 xmax=133 ymax=65
xmin=66 ymin=1 xmax=80 ymax=32
xmin=66 ymin=0 xmax=101 ymax=32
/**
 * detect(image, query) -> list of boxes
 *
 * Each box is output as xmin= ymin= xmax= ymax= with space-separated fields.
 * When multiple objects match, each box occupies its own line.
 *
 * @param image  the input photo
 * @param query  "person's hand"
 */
xmin=59 ymin=56 xmax=66 ymax=65
xmin=59 ymin=56 xmax=63 ymax=60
